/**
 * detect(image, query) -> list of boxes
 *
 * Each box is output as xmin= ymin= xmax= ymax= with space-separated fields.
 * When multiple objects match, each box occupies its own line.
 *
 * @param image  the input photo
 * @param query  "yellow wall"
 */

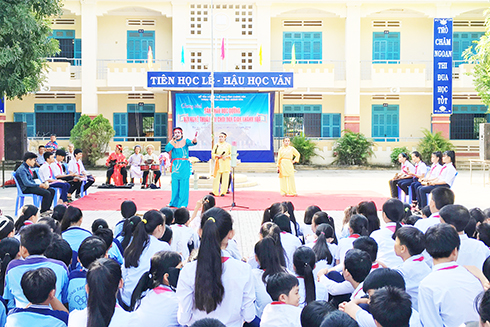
xmin=5 ymin=95 xmax=82 ymax=121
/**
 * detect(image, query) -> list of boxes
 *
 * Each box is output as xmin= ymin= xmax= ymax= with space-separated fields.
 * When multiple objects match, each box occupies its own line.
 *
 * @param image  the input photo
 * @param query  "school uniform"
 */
xmin=305 ymin=241 xmax=337 ymax=277
xmin=247 ymin=254 xmax=260 ymax=269
xmin=395 ymin=254 xmax=431 ymax=311
xmin=114 ymin=220 xmax=125 ymax=238
xmin=121 ymin=236 xmax=171 ymax=306
xmin=370 ymin=222 xmax=403 ymax=268
xmin=6 ymin=305 xmax=68 ymax=327
xmin=251 ymin=269 xmax=273 ymax=318
xmin=418 ymin=262 xmax=483 ymax=327
xmin=350 ymin=282 xmax=365 ymax=300
xmin=398 ymin=161 xmax=428 ymax=197
xmin=280 ymin=232 xmax=302 ymax=271
xmin=67 ymin=158 xmax=94 ymax=195
xmin=355 ymin=307 xmax=421 ymax=327
xmin=411 ymin=163 xmax=442 ymax=203
xmin=457 ymin=233 xmax=490 ymax=269
xmin=4 ymin=255 xmax=68 ymax=308
xmin=176 ymin=250 xmax=255 ymax=327
xmin=300 ymin=224 xmax=314 ymax=244
xmin=318 ymin=275 xmax=354 ymax=297
xmin=170 ymin=224 xmax=200 ymax=261
xmin=260 ymin=302 xmax=302 ymax=327
xmin=336 ymin=234 xmax=359 ymax=265
xmin=50 ymin=159 xmax=81 ymax=196
xmin=296 ymin=275 xmax=329 ymax=308
xmin=68 ymin=305 xmax=136 ymax=327
xmin=62 ymin=226 xmax=92 ymax=271
xmin=417 ymin=162 xmax=457 ymax=208
xmin=339 ymin=224 xmax=350 ymax=239
xmin=107 ymin=238 xmax=125 ymax=266
xmin=38 ymin=162 xmax=70 ymax=202
xmin=134 ymin=285 xmax=180 ymax=327
xmin=389 ymin=161 xmax=415 ymax=198
xmin=414 ymin=212 xmax=441 ymax=234
xmin=226 ymin=238 xmax=242 ymax=260
xmin=65 ymin=268 xmax=87 ymax=312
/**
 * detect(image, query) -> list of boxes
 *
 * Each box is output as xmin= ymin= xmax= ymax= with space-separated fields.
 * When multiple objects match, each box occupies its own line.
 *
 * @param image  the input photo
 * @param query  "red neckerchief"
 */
xmin=48 ymin=166 xmax=54 ymax=179
xmin=221 ymin=257 xmax=230 ymax=263
xmin=271 ymin=301 xmax=286 ymax=305
xmin=371 ymin=262 xmax=380 ymax=269
xmin=438 ymin=264 xmax=458 ymax=271
xmin=349 ymin=234 xmax=360 ymax=239
xmin=77 ymin=163 xmax=80 ymax=174
xmin=413 ymin=256 xmax=425 ymax=262
xmin=153 ymin=285 xmax=173 ymax=294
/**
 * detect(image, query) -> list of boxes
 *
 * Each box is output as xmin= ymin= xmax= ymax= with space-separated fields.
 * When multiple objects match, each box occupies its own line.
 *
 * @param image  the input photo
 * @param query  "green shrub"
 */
xmin=417 ymin=129 xmax=454 ymax=163
xmin=390 ymin=146 xmax=410 ymax=165
xmin=332 ymin=131 xmax=374 ymax=165
xmin=290 ymin=135 xmax=319 ymax=164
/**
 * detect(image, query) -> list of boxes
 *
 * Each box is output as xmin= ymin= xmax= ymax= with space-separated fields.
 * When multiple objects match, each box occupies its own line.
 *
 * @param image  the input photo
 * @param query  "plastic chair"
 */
xmin=53 ymin=188 xmax=61 ymax=206
xmin=80 ymin=180 xmax=88 ymax=198
xmin=397 ymin=186 xmax=412 ymax=205
xmin=12 ymin=172 xmax=42 ymax=217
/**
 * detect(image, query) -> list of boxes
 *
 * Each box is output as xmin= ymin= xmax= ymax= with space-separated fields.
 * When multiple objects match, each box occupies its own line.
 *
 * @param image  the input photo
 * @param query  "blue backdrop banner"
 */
xmin=433 ymin=18 xmax=453 ymax=114
xmin=148 ymin=72 xmax=293 ymax=88
xmin=173 ymin=92 xmax=274 ymax=163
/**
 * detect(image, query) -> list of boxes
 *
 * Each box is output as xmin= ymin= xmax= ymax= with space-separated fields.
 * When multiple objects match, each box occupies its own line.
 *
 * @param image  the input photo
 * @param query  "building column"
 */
xmin=81 ymin=0 xmax=98 ymax=116
xmin=171 ymin=3 xmax=187 ymax=71
xmin=431 ymin=114 xmax=451 ymax=139
xmin=256 ymin=3 xmax=271 ymax=71
xmin=344 ymin=4 xmax=361 ymax=133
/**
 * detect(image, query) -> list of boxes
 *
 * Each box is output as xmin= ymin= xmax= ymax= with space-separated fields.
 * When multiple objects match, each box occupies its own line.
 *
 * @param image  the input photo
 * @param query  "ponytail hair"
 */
xmin=259 ymin=222 xmax=287 ymax=267
xmin=313 ymin=211 xmax=338 ymax=245
xmin=255 ymin=237 xmax=286 ymax=283
xmin=202 ymin=195 xmax=216 ymax=213
xmin=433 ymin=151 xmax=443 ymax=165
xmin=121 ymin=216 xmax=142 ymax=251
xmin=60 ymin=206 xmax=83 ymax=232
xmin=124 ymin=210 xmax=164 ymax=268
xmin=0 ymin=238 xmax=20 ymax=295
xmin=304 ymin=205 xmax=321 ymax=225
xmin=293 ymin=246 xmax=316 ymax=304
xmin=262 ymin=202 xmax=287 ymax=225
xmin=86 ymin=258 xmax=121 ymax=327
xmin=130 ymin=251 xmax=181 ymax=310
xmin=15 ymin=205 xmax=38 ymax=233
xmin=283 ymin=201 xmax=300 ymax=237
xmin=195 ymin=207 xmax=233 ymax=313
xmin=312 ymin=224 xmax=334 ymax=265
xmin=382 ymin=199 xmax=404 ymax=240
xmin=273 ymin=213 xmax=291 ymax=234
xmin=349 ymin=214 xmax=369 ymax=236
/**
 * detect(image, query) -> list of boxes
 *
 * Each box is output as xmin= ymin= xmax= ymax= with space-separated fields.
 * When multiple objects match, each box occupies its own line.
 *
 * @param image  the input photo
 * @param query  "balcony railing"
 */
xmin=46 ymin=58 xmax=82 ymax=80
xmin=270 ymin=60 xmax=346 ymax=81
xmin=97 ymin=59 xmax=172 ymax=80
xmin=361 ymin=60 xmax=433 ymax=81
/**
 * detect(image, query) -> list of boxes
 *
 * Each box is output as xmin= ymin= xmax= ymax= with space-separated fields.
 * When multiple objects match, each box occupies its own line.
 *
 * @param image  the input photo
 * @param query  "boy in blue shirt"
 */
xmin=3 ymin=224 xmax=68 ymax=308
xmin=65 ymin=236 xmax=107 ymax=312
xmin=6 ymin=267 xmax=68 ymax=327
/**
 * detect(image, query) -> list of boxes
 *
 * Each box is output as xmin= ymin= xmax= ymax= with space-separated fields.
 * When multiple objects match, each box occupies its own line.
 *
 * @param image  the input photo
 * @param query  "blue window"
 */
xmin=453 ymin=32 xmax=484 ymax=67
xmin=450 ymin=105 xmax=488 ymax=140
xmin=372 ymin=32 xmax=400 ymax=63
xmin=372 ymin=105 xmax=399 ymax=141
xmin=321 ymin=114 xmax=341 ymax=138
xmin=50 ymin=30 xmax=81 ymax=66
xmin=274 ymin=113 xmax=284 ymax=137
xmin=127 ymin=31 xmax=155 ymax=63
xmin=34 ymin=104 xmax=76 ymax=137
xmin=283 ymin=32 xmax=322 ymax=63
xmin=14 ymin=113 xmax=36 ymax=137
xmin=113 ymin=113 xmax=128 ymax=141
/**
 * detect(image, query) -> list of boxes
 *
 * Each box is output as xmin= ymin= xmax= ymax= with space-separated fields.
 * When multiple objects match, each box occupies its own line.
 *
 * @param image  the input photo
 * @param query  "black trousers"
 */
xmin=76 ymin=176 xmax=95 ymax=195
xmin=57 ymin=176 xmax=81 ymax=195
xmin=23 ymin=186 xmax=55 ymax=213
xmin=143 ymin=170 xmax=161 ymax=185
xmin=106 ymin=167 xmax=128 ymax=184
xmin=389 ymin=178 xmax=412 ymax=198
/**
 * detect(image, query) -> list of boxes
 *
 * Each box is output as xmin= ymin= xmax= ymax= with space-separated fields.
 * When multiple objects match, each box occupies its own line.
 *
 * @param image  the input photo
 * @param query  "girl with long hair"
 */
xmin=293 ymin=246 xmax=328 ymax=308
xmin=273 ymin=213 xmax=302 ymax=272
xmin=61 ymin=206 xmax=91 ymax=271
xmin=247 ymin=222 xmax=287 ymax=269
xmin=132 ymin=251 xmax=182 ymax=326
xmin=189 ymin=194 xmax=216 ymax=231
xmin=388 ymin=152 xmax=415 ymax=198
xmin=301 ymin=205 xmax=322 ymax=241
xmin=68 ymin=258 xmax=134 ymax=327
xmin=412 ymin=151 xmax=443 ymax=209
xmin=339 ymin=205 xmax=357 ymax=239
xmin=121 ymin=210 xmax=169 ymax=308
xmin=176 ymin=207 xmax=254 ymax=327
xmin=114 ymin=200 xmax=137 ymax=238
xmin=14 ymin=205 xmax=38 ymax=234
xmin=308 ymin=223 xmax=336 ymax=277
xmin=336 ymin=214 xmax=369 ymax=266
xmin=357 ymin=201 xmax=380 ymax=234
xmin=0 ymin=238 xmax=20 ymax=295
xmin=262 ymin=202 xmax=288 ymax=225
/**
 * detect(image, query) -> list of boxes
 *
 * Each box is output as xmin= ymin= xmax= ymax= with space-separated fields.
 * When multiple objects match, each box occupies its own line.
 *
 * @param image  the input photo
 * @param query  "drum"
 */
xmin=150 ymin=165 xmax=160 ymax=171
xmin=140 ymin=165 xmax=150 ymax=171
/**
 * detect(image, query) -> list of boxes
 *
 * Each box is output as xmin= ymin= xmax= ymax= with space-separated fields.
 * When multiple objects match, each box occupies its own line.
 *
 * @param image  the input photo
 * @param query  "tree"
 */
xmin=0 ymin=0 xmax=62 ymax=99
xmin=416 ymin=129 xmax=454 ymax=163
xmin=70 ymin=114 xmax=115 ymax=166
xmin=332 ymin=131 xmax=374 ymax=165
xmin=290 ymin=135 xmax=319 ymax=164
xmin=464 ymin=13 xmax=490 ymax=107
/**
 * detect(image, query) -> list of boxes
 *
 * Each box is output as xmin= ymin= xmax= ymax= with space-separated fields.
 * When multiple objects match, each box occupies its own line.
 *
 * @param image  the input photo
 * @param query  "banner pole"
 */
xmin=210 ymin=0 xmax=215 ymax=175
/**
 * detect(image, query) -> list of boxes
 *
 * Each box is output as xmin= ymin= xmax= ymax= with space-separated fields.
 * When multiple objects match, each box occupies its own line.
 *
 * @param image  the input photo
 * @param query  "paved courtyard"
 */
xmin=1 ymin=168 xmax=489 ymax=257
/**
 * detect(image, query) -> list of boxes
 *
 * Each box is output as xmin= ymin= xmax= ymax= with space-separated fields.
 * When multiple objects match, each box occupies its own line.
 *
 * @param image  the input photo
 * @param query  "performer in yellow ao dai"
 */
xmin=211 ymin=132 xmax=232 ymax=196
xmin=277 ymin=137 xmax=300 ymax=196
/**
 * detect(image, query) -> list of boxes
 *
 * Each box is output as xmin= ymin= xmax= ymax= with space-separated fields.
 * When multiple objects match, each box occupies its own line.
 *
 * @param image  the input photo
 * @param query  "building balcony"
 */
xmin=453 ymin=62 xmax=477 ymax=89
xmin=96 ymin=59 xmax=172 ymax=87
xmin=361 ymin=60 xmax=432 ymax=89
xmin=44 ymin=58 xmax=82 ymax=88
xmin=271 ymin=60 xmax=346 ymax=89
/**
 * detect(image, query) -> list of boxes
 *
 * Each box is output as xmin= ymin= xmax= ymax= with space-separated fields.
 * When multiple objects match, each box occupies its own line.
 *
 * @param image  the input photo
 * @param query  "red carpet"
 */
xmin=72 ymin=190 xmax=388 ymax=211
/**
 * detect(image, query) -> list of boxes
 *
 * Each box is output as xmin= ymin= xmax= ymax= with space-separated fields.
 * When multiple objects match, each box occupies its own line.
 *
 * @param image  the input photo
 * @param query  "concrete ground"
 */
xmin=1 ymin=168 xmax=489 ymax=257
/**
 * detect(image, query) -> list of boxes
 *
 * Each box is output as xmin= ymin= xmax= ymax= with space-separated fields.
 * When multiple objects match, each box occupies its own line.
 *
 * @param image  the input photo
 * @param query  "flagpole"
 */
xmin=210 ymin=0 xmax=215 ymax=151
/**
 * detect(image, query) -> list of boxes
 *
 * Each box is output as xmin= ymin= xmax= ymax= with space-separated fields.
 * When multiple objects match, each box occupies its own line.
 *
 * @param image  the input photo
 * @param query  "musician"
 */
xmin=142 ymin=144 xmax=161 ymax=189
xmin=165 ymin=127 xmax=197 ymax=207
xmin=106 ymin=144 xmax=128 ymax=185
xmin=211 ymin=132 xmax=231 ymax=197
xmin=128 ymin=145 xmax=144 ymax=184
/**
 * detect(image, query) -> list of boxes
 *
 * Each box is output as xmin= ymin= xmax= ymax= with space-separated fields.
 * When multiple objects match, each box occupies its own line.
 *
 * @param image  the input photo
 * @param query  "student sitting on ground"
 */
xmin=5 ymin=268 xmax=69 ymax=327
xmin=273 ymin=213 xmax=302 ymax=272
xmin=307 ymin=223 xmax=337 ymax=277
xmin=115 ymin=201 xmax=137 ymax=238
xmin=394 ymin=226 xmax=431 ymax=311
xmin=369 ymin=286 xmax=412 ymax=327
xmin=61 ymin=206 xmax=92 ymax=271
xmin=65 ymin=236 xmax=107 ymax=312
xmin=93 ymin=227 xmax=123 ymax=266
xmin=418 ymin=223 xmax=483 ymax=326
xmin=4 ymin=224 xmax=68 ymax=308
xmin=261 ymin=272 xmax=302 ymax=327
xmin=44 ymin=234 xmax=73 ymax=268
xmin=293 ymin=246 xmax=328 ymax=308
xmin=300 ymin=300 xmax=335 ymax=327
xmin=170 ymin=208 xmax=200 ymax=261
xmin=414 ymin=186 xmax=454 ymax=233
xmin=336 ymin=215 xmax=369 ymax=267
xmin=14 ymin=205 xmax=39 ymax=234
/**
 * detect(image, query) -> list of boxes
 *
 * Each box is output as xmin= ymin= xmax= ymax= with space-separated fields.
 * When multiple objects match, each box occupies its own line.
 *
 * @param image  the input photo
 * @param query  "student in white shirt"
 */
xmin=369 ymin=286 xmax=413 ymax=327
xmin=68 ymin=149 xmax=95 ymax=197
xmin=293 ymin=246 xmax=328 ymax=308
xmin=252 ymin=237 xmax=288 ymax=318
xmin=336 ymin=214 xmax=369 ymax=266
xmin=357 ymin=201 xmax=381 ymax=236
xmin=247 ymin=222 xmax=287 ymax=270
xmin=132 ymin=251 xmax=182 ymax=326
xmin=439 ymin=204 xmax=490 ymax=269
xmin=68 ymin=258 xmax=136 ymax=327
xmin=397 ymin=151 xmax=427 ymax=203
xmin=300 ymin=300 xmax=336 ymax=327
xmin=176 ymin=207 xmax=255 ymax=327
xmin=389 ymin=152 xmax=415 ymax=198
xmin=121 ymin=210 xmax=170 ymax=307
xmin=394 ymin=226 xmax=431 ymax=311
xmin=170 ymin=208 xmax=200 ymax=261
xmin=417 ymin=150 xmax=457 ymax=209
xmin=307 ymin=224 xmax=336 ymax=277
xmin=370 ymin=198 xmax=404 ymax=268
xmin=478 ymin=289 xmax=490 ymax=327
xmin=301 ymin=205 xmax=322 ymax=243
xmin=39 ymin=152 xmax=71 ymax=204
xmin=310 ymin=212 xmax=338 ymax=245
xmin=273 ymin=214 xmax=302 ymax=272
xmin=414 ymin=186 xmax=454 ymax=234
xmin=412 ymin=151 xmax=443 ymax=209
xmin=260 ymin=272 xmax=302 ymax=327
xmin=419 ymin=224 xmax=483 ymax=327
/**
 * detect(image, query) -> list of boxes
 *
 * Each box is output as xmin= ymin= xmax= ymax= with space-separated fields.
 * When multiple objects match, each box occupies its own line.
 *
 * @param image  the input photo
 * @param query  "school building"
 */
xmin=1 ymin=0 xmax=489 ymax=165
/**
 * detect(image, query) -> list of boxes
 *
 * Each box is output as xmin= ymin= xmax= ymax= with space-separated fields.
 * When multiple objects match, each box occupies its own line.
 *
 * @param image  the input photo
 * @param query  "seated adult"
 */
xmin=38 ymin=151 xmax=71 ymax=204
xmin=106 ymin=144 xmax=128 ymax=185
xmin=388 ymin=153 xmax=414 ymax=198
xmin=50 ymin=149 xmax=81 ymax=201
xmin=417 ymin=150 xmax=457 ymax=209
xmin=68 ymin=149 xmax=95 ymax=196
xmin=15 ymin=152 xmax=55 ymax=214
xmin=142 ymin=144 xmax=161 ymax=189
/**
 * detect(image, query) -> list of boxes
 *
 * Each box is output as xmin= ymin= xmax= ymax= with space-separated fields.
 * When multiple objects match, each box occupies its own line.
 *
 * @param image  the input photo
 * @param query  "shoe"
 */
xmin=209 ymin=192 xmax=217 ymax=196
xmin=150 ymin=184 xmax=159 ymax=189
xmin=40 ymin=210 xmax=53 ymax=217
xmin=220 ymin=194 xmax=225 ymax=197
xmin=75 ymin=193 xmax=81 ymax=199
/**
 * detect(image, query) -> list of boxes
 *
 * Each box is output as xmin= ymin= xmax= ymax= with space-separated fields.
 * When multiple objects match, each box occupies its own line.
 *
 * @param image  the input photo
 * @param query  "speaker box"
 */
xmin=4 ymin=122 xmax=27 ymax=161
